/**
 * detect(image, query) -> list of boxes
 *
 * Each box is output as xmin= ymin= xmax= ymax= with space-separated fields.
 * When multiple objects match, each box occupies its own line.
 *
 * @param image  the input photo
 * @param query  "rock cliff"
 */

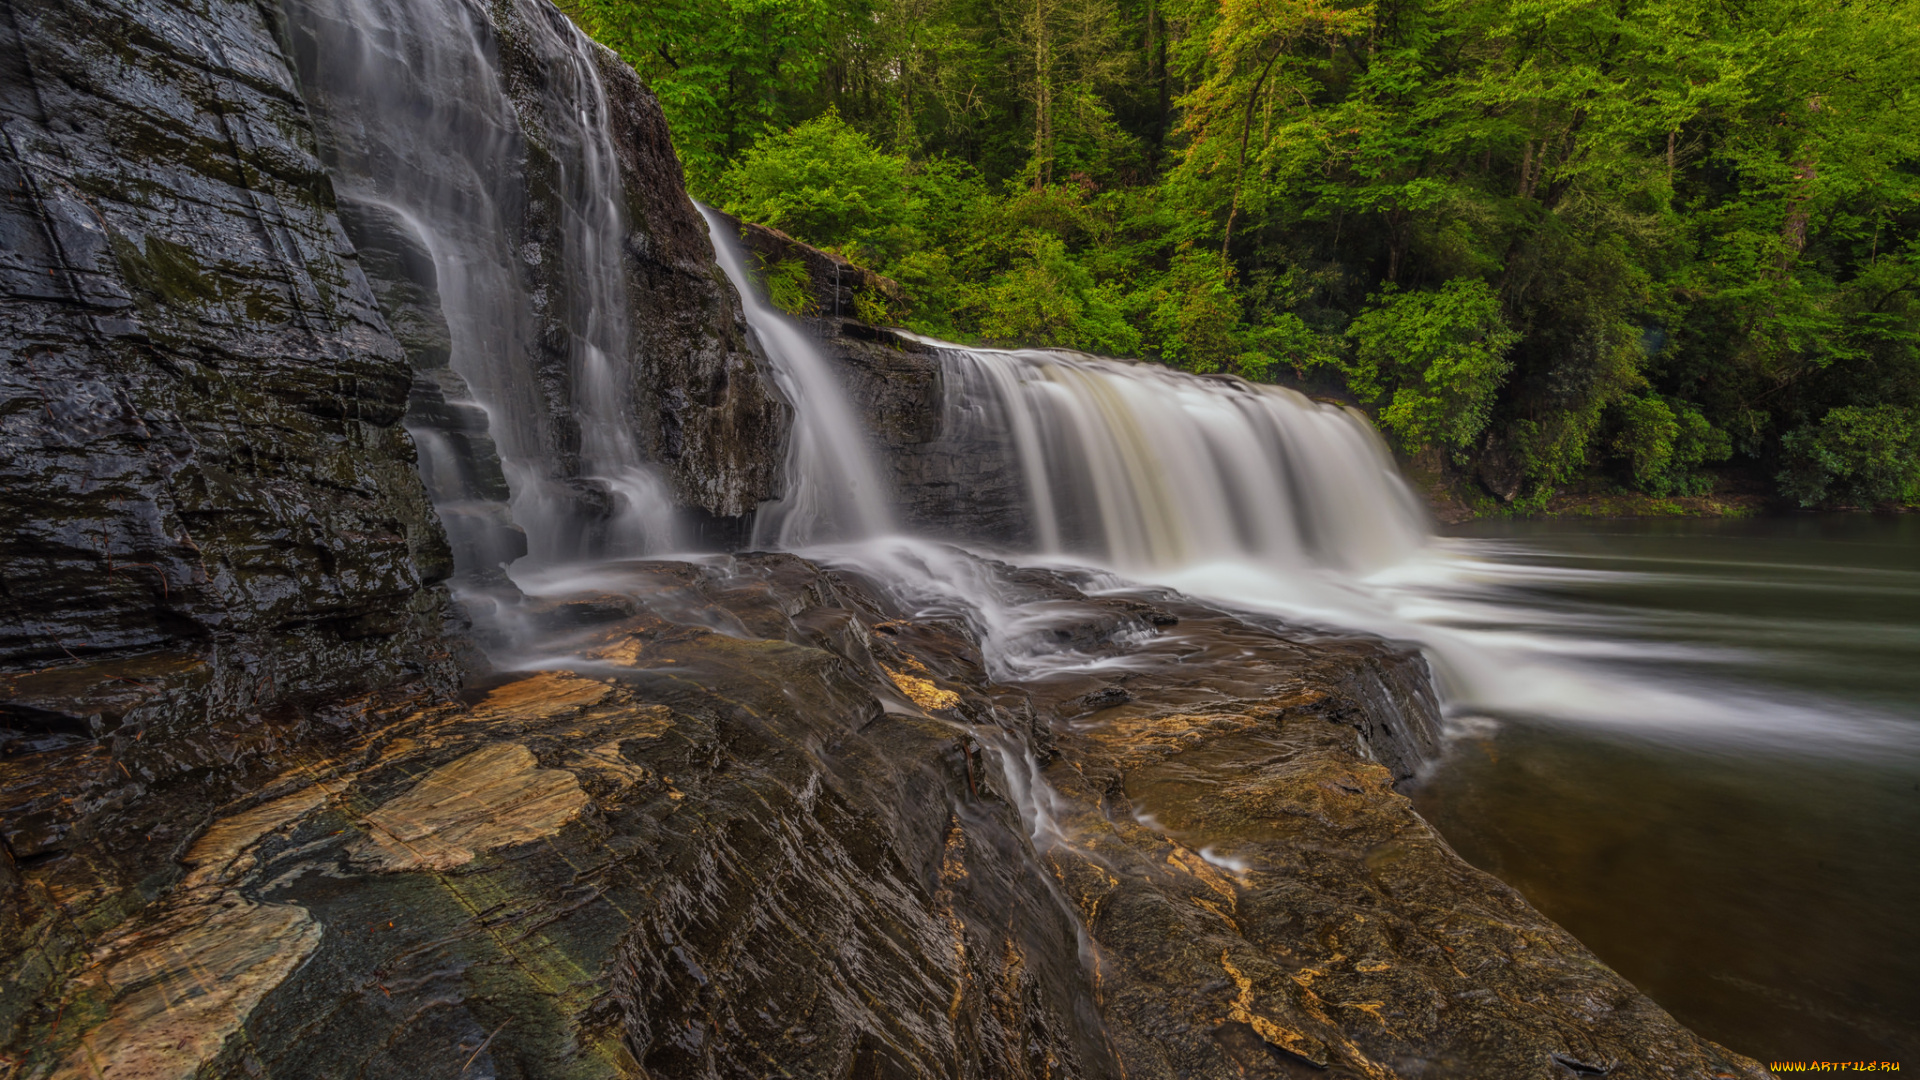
xmin=5 ymin=549 xmax=1770 ymax=1078
xmin=0 ymin=0 xmax=468 ymax=1023
xmin=0 ymin=0 xmax=786 ymax=1047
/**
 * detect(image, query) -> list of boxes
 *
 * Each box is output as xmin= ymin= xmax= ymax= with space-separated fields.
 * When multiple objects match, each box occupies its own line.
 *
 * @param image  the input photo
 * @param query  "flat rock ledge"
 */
xmin=2 ymin=553 xmax=1771 ymax=1080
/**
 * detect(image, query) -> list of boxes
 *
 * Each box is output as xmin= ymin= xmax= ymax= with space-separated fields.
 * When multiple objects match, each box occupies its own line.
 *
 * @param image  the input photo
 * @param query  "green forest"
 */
xmin=565 ymin=0 xmax=1920 ymax=510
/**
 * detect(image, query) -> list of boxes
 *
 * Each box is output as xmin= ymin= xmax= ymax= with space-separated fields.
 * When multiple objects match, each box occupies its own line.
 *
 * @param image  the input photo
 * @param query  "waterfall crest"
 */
xmin=919 ymin=342 xmax=1428 ymax=574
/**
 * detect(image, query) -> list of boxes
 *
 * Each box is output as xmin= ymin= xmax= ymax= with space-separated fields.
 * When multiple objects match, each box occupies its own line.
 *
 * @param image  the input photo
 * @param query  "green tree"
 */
xmin=1612 ymin=395 xmax=1732 ymax=496
xmin=1344 ymin=280 xmax=1519 ymax=455
xmin=972 ymin=232 xmax=1141 ymax=353
xmin=567 ymin=0 xmax=860 ymax=190
xmin=1777 ymin=405 xmax=1920 ymax=507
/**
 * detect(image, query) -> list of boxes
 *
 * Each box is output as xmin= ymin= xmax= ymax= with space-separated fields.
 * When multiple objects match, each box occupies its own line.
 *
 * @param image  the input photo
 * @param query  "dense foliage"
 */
xmin=566 ymin=0 xmax=1920 ymax=508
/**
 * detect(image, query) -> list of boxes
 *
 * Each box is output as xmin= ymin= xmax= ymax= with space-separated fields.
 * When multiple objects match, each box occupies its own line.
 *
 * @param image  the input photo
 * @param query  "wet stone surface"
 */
xmin=0 ymin=0 xmax=794 ymax=1050
xmin=4 ymin=552 xmax=1771 ymax=1078
xmin=0 ymin=0 xmax=476 ymax=1036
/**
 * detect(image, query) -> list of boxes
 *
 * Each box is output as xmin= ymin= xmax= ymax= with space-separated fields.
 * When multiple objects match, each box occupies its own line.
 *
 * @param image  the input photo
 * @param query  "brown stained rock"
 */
xmin=466 ymin=671 xmax=615 ymax=724
xmin=50 ymin=790 xmax=328 ymax=1080
xmin=52 ymin=903 xmax=320 ymax=1080
xmin=1033 ymin=691 xmax=1772 ymax=1080
xmin=353 ymin=743 xmax=589 ymax=873
xmin=4 ymin=554 xmax=1775 ymax=1079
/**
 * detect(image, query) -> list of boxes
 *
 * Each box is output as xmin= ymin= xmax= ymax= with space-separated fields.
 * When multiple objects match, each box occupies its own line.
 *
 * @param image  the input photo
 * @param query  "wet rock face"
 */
xmin=0 ymin=0 xmax=465 ymax=892
xmin=3 ymin=550 xmax=1769 ymax=1078
xmin=711 ymin=212 xmax=907 ymax=324
xmin=593 ymin=81 xmax=791 ymax=523
xmin=0 ymin=0 xmax=462 ymax=672
xmin=1 ymin=0 xmax=803 ymax=1041
xmin=810 ymin=323 xmax=1037 ymax=546
xmin=285 ymin=0 xmax=790 ymax=555
xmin=696 ymin=216 xmax=1031 ymax=545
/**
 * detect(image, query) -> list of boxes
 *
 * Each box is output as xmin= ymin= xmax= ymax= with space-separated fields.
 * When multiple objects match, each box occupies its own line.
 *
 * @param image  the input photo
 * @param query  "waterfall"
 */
xmin=870 ymin=342 xmax=1915 ymax=749
xmin=918 ymin=343 xmax=1427 ymax=575
xmin=287 ymin=0 xmax=676 ymax=572
xmin=281 ymin=0 xmax=1885 ymax=756
xmin=697 ymin=206 xmax=895 ymax=547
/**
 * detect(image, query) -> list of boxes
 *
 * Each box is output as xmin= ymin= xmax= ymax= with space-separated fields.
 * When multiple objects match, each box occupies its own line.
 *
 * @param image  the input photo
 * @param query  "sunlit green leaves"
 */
xmin=1344 ymin=280 xmax=1519 ymax=453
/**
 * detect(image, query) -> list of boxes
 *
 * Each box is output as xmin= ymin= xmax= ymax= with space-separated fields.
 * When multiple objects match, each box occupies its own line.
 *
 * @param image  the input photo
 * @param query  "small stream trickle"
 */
xmin=698 ymin=205 xmax=896 ymax=547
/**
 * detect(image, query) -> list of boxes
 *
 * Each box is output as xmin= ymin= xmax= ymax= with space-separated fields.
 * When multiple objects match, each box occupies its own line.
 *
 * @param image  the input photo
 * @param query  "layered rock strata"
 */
xmin=5 ymin=551 xmax=1770 ymax=1078
xmin=0 ymin=0 xmax=471 ymax=1033
xmin=0 ymin=0 xmax=789 ymax=1044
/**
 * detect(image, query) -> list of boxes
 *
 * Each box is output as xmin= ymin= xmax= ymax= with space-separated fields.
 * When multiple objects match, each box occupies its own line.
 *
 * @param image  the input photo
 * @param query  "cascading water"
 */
xmin=703 ymin=312 xmax=1920 ymax=753
xmin=919 ymin=342 xmax=1425 ymax=574
xmin=287 ymin=0 xmax=676 ymax=572
xmin=288 ymin=1 xmax=1911 ymax=1039
xmin=697 ymin=230 xmax=1917 ymax=1059
xmin=697 ymin=206 xmax=894 ymax=547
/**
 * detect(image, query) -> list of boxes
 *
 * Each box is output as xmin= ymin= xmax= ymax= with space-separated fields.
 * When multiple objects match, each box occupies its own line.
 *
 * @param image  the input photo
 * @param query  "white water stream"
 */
xmin=291 ymin=0 xmax=676 ymax=566
xmin=695 ymin=206 xmax=894 ymax=547
xmin=693 ymin=225 xmax=1920 ymax=753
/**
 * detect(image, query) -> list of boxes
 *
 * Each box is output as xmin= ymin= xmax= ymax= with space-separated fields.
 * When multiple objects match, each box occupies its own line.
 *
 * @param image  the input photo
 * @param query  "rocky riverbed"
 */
xmin=6 ymin=550 xmax=1771 ymax=1078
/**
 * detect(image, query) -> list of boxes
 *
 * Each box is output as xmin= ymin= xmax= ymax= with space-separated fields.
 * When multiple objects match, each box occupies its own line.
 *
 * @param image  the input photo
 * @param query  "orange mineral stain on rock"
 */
xmin=883 ymin=665 xmax=960 ymax=710
xmin=466 ymin=671 xmax=612 ymax=722
xmin=53 ymin=788 xmax=328 ymax=1080
xmin=1220 ymin=952 xmax=1331 ymax=1069
xmin=353 ymin=743 xmax=588 ymax=872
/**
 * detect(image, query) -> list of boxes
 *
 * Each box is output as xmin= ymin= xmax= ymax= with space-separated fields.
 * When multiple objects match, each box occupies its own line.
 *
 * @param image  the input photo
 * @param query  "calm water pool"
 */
xmin=1410 ymin=515 xmax=1920 ymax=1061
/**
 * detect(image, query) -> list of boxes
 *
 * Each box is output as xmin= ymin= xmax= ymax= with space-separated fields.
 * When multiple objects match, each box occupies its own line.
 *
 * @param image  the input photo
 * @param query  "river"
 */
xmin=1409 ymin=515 xmax=1920 ymax=1062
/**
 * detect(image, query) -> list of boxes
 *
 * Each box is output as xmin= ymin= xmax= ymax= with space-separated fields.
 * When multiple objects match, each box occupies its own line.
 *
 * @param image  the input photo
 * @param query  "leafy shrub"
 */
xmin=852 ymin=284 xmax=896 ymax=326
xmin=971 ymin=233 xmax=1140 ymax=355
xmin=1611 ymin=395 xmax=1731 ymax=496
xmin=718 ymin=113 xmax=911 ymax=262
xmin=1249 ymin=313 xmax=1341 ymax=381
xmin=758 ymin=256 xmax=815 ymax=316
xmin=1777 ymin=405 xmax=1920 ymax=507
xmin=1343 ymin=280 xmax=1519 ymax=456
xmin=1613 ymin=395 xmax=1678 ymax=488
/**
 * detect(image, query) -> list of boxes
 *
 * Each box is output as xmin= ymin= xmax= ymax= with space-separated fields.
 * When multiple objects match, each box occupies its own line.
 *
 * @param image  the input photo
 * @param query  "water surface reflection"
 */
xmin=1410 ymin=516 xmax=1920 ymax=1060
